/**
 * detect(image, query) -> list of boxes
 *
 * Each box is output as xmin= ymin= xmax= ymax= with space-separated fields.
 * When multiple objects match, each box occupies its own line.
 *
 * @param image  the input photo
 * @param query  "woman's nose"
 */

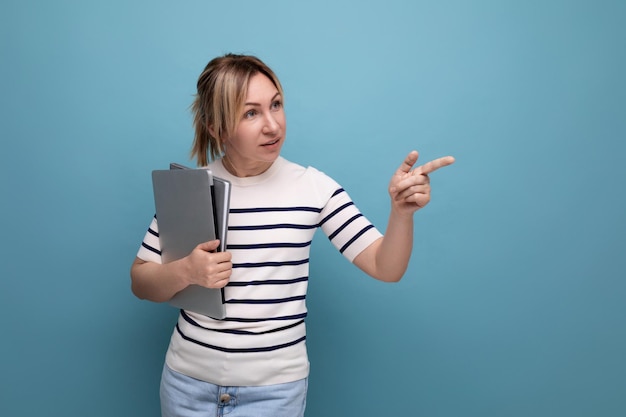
xmin=262 ymin=113 xmax=279 ymax=134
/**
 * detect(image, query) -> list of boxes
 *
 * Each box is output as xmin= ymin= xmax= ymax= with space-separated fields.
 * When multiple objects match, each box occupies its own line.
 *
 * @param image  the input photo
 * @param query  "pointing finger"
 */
xmin=415 ymin=156 xmax=455 ymax=176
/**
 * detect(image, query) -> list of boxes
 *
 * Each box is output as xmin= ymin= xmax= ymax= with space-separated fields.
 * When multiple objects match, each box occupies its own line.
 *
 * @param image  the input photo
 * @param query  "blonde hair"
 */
xmin=190 ymin=54 xmax=284 ymax=166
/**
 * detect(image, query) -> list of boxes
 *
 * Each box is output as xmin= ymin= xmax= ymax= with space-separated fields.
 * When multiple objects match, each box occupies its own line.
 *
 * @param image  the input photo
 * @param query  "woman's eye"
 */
xmin=244 ymin=109 xmax=257 ymax=119
xmin=271 ymin=100 xmax=282 ymax=110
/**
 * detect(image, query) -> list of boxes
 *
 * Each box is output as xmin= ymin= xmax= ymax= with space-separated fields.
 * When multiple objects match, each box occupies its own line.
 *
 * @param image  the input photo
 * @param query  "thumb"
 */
xmin=196 ymin=240 xmax=220 ymax=252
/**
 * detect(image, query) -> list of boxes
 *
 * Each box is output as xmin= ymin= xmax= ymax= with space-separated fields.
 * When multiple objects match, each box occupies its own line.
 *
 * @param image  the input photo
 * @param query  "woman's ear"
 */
xmin=209 ymin=125 xmax=227 ymax=145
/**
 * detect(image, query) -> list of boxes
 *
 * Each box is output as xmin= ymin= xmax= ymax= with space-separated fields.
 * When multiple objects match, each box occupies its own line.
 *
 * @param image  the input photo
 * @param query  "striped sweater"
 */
xmin=137 ymin=156 xmax=382 ymax=386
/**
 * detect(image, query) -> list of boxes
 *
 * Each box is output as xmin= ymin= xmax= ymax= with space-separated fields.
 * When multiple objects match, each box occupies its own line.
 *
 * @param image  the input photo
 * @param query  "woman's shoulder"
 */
xmin=277 ymin=159 xmax=342 ymax=200
xmin=280 ymin=158 xmax=336 ymax=182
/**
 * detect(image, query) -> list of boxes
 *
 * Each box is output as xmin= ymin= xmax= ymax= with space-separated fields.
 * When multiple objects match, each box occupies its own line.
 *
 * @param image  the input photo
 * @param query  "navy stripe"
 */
xmin=233 ymin=259 xmax=309 ymax=268
xmin=226 ymin=295 xmax=306 ymax=305
xmin=339 ymin=224 xmax=375 ymax=254
xmin=176 ymin=324 xmax=306 ymax=353
xmin=148 ymin=228 xmax=159 ymax=238
xmin=141 ymin=242 xmax=161 ymax=255
xmin=229 ymin=223 xmax=317 ymax=231
xmin=223 ymin=313 xmax=308 ymax=323
xmin=318 ymin=202 xmax=355 ymax=227
xmin=227 ymin=276 xmax=308 ymax=287
xmin=230 ymin=206 xmax=321 ymax=214
xmin=228 ymin=241 xmax=312 ymax=250
xmin=328 ymin=213 xmax=363 ymax=240
xmin=331 ymin=188 xmax=345 ymax=198
xmin=180 ymin=311 xmax=305 ymax=335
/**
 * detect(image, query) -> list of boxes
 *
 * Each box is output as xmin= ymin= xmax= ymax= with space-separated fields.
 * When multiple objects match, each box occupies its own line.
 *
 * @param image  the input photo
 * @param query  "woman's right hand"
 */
xmin=183 ymin=240 xmax=232 ymax=289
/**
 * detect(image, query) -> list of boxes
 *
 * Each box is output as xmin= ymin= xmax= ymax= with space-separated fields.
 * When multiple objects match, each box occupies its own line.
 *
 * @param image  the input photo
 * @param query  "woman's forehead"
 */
xmin=245 ymin=74 xmax=280 ymax=103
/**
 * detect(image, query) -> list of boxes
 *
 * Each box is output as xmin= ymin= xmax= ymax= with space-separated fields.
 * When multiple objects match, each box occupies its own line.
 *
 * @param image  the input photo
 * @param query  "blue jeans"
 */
xmin=160 ymin=365 xmax=308 ymax=417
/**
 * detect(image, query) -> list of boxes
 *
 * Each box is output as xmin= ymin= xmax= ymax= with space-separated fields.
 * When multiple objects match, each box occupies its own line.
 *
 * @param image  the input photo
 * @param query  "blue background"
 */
xmin=2 ymin=0 xmax=625 ymax=416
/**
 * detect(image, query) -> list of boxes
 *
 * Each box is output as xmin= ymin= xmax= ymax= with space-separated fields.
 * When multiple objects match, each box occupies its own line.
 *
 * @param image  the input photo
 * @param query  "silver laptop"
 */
xmin=170 ymin=163 xmax=231 ymax=253
xmin=151 ymin=165 xmax=231 ymax=319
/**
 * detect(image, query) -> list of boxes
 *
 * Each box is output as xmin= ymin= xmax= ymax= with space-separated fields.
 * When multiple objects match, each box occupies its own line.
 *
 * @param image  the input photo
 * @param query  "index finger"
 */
xmin=415 ymin=156 xmax=456 ymax=175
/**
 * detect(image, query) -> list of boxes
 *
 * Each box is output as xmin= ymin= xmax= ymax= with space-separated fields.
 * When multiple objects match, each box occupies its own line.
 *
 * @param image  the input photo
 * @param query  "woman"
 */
xmin=131 ymin=54 xmax=454 ymax=417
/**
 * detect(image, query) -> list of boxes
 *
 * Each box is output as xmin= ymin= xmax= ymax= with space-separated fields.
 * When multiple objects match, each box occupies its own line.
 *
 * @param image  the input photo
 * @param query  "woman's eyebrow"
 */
xmin=244 ymin=92 xmax=281 ymax=106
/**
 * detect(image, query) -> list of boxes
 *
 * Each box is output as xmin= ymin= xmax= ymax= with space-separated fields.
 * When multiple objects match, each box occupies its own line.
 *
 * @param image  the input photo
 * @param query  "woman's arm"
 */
xmin=353 ymin=151 xmax=455 ymax=282
xmin=130 ymin=239 xmax=233 ymax=302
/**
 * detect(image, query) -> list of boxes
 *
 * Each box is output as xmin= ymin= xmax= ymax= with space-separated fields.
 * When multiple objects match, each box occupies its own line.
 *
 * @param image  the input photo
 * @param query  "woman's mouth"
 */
xmin=262 ymin=138 xmax=280 ymax=146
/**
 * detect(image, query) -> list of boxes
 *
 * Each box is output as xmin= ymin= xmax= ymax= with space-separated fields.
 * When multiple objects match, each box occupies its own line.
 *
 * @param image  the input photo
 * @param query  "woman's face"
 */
xmin=223 ymin=73 xmax=286 ymax=177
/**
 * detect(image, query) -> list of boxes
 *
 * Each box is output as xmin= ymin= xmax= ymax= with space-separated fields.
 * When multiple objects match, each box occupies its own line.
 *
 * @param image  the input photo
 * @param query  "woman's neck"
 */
xmin=222 ymin=153 xmax=273 ymax=178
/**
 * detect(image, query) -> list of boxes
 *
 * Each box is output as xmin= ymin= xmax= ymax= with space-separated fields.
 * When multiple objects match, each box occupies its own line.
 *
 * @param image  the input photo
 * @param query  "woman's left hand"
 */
xmin=388 ymin=150 xmax=455 ymax=216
